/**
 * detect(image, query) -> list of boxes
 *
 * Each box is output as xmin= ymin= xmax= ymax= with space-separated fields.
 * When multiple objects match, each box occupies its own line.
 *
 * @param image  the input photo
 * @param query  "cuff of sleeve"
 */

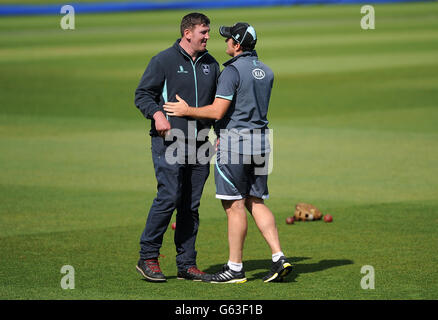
xmin=215 ymin=94 xmax=234 ymax=101
xmin=146 ymin=106 xmax=162 ymax=120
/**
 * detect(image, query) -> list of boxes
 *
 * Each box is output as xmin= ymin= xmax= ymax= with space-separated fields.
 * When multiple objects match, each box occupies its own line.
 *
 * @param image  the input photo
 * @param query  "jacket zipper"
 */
xmin=180 ymin=51 xmax=208 ymax=138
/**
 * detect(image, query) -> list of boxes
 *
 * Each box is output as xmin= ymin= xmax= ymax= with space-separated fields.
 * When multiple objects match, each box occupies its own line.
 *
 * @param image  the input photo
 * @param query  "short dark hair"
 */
xmin=180 ymin=12 xmax=210 ymax=37
xmin=231 ymin=39 xmax=255 ymax=52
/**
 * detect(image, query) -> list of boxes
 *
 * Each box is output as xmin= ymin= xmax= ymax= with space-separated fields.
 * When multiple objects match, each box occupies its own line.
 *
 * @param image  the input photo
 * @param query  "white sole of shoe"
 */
xmin=210 ymin=278 xmax=247 ymax=284
xmin=136 ymin=265 xmax=167 ymax=282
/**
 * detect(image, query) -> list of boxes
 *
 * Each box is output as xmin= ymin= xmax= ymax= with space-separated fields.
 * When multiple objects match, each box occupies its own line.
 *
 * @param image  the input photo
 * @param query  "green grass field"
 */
xmin=1 ymin=2 xmax=438 ymax=300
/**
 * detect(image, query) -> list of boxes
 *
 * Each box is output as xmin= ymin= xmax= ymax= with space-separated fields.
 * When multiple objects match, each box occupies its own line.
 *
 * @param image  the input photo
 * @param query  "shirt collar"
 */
xmin=223 ymin=50 xmax=258 ymax=67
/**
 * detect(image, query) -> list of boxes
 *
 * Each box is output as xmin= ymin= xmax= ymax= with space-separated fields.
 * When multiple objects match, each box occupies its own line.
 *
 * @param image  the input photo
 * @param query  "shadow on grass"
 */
xmin=204 ymin=257 xmax=354 ymax=283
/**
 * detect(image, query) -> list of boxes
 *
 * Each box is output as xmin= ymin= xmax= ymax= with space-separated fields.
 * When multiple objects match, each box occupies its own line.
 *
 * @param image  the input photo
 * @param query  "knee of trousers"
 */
xmin=153 ymin=190 xmax=182 ymax=212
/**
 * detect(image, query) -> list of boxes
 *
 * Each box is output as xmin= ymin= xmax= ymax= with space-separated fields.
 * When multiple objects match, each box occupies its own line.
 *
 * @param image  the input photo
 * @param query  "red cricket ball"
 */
xmin=286 ymin=216 xmax=294 ymax=225
xmin=324 ymin=214 xmax=333 ymax=223
xmin=171 ymin=222 xmax=176 ymax=230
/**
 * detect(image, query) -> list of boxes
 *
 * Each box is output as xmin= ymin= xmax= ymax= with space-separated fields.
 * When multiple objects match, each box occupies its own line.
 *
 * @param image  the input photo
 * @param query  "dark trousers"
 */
xmin=139 ymin=136 xmax=210 ymax=271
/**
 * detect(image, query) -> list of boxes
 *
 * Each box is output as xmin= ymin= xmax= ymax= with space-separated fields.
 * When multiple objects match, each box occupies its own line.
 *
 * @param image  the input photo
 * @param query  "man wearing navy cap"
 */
xmin=164 ymin=22 xmax=292 ymax=283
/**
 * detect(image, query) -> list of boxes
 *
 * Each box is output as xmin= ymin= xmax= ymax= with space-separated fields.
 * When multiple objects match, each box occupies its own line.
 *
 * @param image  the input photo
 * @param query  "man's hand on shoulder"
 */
xmin=153 ymin=111 xmax=171 ymax=137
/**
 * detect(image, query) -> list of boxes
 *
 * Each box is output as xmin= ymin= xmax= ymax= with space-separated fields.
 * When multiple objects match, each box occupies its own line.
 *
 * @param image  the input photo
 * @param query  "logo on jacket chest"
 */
xmin=202 ymin=64 xmax=210 ymax=75
xmin=177 ymin=65 xmax=188 ymax=74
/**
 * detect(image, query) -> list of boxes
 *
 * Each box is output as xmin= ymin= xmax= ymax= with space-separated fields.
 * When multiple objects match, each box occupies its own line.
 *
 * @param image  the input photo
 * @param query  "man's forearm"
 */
xmin=185 ymin=104 xmax=219 ymax=120
xmin=164 ymin=96 xmax=230 ymax=120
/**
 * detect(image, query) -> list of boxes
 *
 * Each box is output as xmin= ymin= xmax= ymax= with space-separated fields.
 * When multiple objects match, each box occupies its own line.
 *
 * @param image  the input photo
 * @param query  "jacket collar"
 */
xmin=173 ymin=39 xmax=208 ymax=61
xmin=223 ymin=50 xmax=258 ymax=67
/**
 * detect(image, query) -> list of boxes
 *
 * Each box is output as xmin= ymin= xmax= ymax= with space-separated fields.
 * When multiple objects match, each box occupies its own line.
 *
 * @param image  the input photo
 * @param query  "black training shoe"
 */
xmin=136 ymin=258 xmax=167 ymax=282
xmin=204 ymin=264 xmax=247 ymax=284
xmin=177 ymin=266 xmax=207 ymax=281
xmin=263 ymin=256 xmax=293 ymax=283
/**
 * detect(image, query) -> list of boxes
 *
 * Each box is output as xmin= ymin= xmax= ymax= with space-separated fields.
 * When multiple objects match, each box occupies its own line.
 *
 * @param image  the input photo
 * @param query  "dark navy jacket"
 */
xmin=135 ymin=40 xmax=220 ymax=141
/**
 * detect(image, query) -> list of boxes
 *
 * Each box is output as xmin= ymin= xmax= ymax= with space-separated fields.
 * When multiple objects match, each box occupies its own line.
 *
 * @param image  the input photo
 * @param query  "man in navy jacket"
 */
xmin=134 ymin=13 xmax=219 ymax=282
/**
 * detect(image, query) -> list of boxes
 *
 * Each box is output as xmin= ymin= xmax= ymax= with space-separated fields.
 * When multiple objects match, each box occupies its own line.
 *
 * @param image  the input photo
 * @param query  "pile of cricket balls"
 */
xmin=286 ymin=214 xmax=333 ymax=225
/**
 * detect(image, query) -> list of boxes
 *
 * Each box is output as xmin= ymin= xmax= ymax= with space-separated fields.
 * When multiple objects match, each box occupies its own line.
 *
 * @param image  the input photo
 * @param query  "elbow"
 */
xmin=134 ymin=90 xmax=142 ymax=106
xmin=214 ymin=110 xmax=226 ymax=121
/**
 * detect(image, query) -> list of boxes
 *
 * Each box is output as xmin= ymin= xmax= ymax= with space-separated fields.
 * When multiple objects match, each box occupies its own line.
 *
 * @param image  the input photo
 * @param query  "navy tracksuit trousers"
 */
xmin=139 ymin=136 xmax=210 ymax=271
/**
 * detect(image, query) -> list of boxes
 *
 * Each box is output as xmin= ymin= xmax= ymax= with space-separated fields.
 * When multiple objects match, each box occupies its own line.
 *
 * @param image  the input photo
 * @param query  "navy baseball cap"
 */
xmin=219 ymin=22 xmax=257 ymax=48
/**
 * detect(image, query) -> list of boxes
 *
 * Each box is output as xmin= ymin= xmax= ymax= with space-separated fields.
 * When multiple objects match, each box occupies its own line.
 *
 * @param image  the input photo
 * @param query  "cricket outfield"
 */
xmin=0 ymin=1 xmax=437 ymax=299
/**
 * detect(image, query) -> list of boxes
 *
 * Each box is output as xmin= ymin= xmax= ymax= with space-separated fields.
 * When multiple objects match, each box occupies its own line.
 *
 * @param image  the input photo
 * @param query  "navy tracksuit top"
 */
xmin=135 ymin=39 xmax=220 ymax=140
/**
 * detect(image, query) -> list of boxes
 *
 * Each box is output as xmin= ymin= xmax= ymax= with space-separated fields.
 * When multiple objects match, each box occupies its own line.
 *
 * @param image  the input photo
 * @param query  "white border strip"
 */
xmin=215 ymin=194 xmax=243 ymax=200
